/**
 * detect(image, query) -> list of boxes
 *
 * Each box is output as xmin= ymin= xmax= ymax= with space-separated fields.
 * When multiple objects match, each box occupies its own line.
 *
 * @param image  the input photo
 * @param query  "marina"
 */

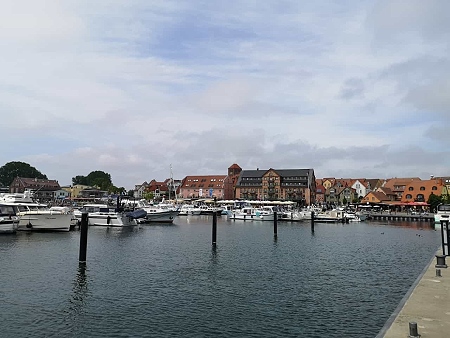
xmin=0 ymin=216 xmax=441 ymax=337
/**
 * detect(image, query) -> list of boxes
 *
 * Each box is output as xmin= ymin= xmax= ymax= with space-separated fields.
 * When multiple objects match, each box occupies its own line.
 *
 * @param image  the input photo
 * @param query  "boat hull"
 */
xmin=17 ymin=213 xmax=73 ymax=231
xmin=139 ymin=210 xmax=180 ymax=223
xmin=0 ymin=219 xmax=18 ymax=233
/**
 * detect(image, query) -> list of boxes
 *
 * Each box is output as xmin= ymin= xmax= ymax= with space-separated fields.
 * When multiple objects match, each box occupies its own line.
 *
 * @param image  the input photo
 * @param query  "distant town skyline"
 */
xmin=1 ymin=0 xmax=449 ymax=189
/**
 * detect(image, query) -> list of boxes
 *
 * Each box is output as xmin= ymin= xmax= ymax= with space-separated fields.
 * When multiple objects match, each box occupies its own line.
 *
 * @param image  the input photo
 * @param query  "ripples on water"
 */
xmin=0 ymin=218 xmax=440 ymax=337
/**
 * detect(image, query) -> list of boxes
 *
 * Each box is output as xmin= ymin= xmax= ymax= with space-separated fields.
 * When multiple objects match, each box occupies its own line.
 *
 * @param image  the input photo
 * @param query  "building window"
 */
xmin=432 ymin=186 xmax=437 ymax=190
xmin=408 ymin=187 xmax=414 ymax=191
xmin=406 ymin=194 xmax=412 ymax=199
xmin=420 ymin=186 xmax=425 ymax=191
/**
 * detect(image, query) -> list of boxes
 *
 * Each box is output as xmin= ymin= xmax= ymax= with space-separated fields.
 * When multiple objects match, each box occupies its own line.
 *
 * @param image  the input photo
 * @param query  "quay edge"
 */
xmin=376 ymin=249 xmax=450 ymax=338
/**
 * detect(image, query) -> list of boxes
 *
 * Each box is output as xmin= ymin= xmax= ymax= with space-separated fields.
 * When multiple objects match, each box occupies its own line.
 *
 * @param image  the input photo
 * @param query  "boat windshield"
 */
xmin=0 ymin=205 xmax=16 ymax=215
xmin=438 ymin=204 xmax=450 ymax=212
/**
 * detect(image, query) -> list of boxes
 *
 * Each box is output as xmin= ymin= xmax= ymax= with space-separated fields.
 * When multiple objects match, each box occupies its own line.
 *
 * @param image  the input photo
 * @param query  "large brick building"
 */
xmin=234 ymin=168 xmax=316 ymax=205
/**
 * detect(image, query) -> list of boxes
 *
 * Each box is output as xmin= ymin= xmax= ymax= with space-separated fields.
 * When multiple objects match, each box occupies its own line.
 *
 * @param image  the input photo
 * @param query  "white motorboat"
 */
xmin=131 ymin=200 xmax=180 ymax=223
xmin=178 ymin=204 xmax=202 ymax=216
xmin=199 ymin=205 xmax=224 ymax=215
xmin=0 ymin=192 xmax=73 ymax=232
xmin=279 ymin=210 xmax=307 ymax=222
xmin=229 ymin=206 xmax=276 ymax=221
xmin=73 ymin=203 xmax=145 ymax=227
xmin=434 ymin=204 xmax=450 ymax=228
xmin=314 ymin=209 xmax=348 ymax=223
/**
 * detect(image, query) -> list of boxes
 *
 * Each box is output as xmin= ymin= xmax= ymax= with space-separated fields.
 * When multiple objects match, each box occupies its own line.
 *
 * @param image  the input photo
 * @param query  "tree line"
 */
xmin=0 ymin=161 xmax=128 ymax=194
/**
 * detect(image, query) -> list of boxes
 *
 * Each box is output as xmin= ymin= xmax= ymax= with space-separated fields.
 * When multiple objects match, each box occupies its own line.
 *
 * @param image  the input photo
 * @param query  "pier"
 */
xmin=377 ymin=252 xmax=450 ymax=337
xmin=369 ymin=212 xmax=435 ymax=223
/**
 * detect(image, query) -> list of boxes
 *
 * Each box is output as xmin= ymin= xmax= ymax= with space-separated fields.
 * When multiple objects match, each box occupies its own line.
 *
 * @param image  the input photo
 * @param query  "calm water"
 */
xmin=0 ymin=217 xmax=440 ymax=338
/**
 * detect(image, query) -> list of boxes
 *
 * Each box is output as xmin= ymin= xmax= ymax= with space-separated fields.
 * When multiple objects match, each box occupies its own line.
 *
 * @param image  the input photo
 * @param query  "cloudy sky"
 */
xmin=1 ymin=0 xmax=449 ymax=189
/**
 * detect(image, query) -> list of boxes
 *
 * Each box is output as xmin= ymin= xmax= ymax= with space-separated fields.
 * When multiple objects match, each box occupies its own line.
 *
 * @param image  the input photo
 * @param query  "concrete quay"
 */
xmin=377 ymin=252 xmax=450 ymax=337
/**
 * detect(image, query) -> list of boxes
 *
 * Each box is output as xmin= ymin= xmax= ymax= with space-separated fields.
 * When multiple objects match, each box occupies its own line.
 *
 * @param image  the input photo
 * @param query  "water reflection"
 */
xmin=67 ymin=263 xmax=89 ymax=317
xmin=370 ymin=220 xmax=436 ymax=230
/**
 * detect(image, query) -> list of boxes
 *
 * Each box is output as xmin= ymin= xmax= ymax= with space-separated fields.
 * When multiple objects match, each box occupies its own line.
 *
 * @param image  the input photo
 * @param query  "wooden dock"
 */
xmin=369 ymin=212 xmax=435 ymax=223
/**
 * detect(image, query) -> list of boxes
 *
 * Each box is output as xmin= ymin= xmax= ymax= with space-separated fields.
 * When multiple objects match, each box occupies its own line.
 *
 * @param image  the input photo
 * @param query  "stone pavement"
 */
xmin=380 ymin=253 xmax=450 ymax=337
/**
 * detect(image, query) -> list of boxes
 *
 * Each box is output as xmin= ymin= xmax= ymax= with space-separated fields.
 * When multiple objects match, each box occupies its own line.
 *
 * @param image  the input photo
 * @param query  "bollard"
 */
xmin=273 ymin=211 xmax=278 ymax=237
xmin=79 ymin=213 xmax=88 ymax=263
xmin=435 ymin=254 xmax=447 ymax=268
xmin=436 ymin=269 xmax=442 ymax=277
xmin=311 ymin=211 xmax=315 ymax=232
xmin=212 ymin=212 xmax=217 ymax=247
xmin=408 ymin=322 xmax=420 ymax=338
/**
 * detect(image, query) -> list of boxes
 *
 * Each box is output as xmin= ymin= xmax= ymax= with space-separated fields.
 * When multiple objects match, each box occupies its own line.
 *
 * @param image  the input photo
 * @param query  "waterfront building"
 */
xmin=325 ymin=186 xmax=357 ymax=205
xmin=315 ymin=183 xmax=326 ymax=204
xmin=375 ymin=187 xmax=397 ymax=201
xmin=434 ymin=176 xmax=450 ymax=200
xmin=321 ymin=178 xmax=335 ymax=190
xmin=133 ymin=181 xmax=149 ymax=199
xmin=145 ymin=179 xmax=170 ymax=199
xmin=77 ymin=187 xmax=108 ymax=199
xmin=361 ymin=191 xmax=392 ymax=204
xmin=401 ymin=178 xmax=443 ymax=203
xmin=53 ymin=189 xmax=70 ymax=201
xmin=234 ymin=168 xmax=316 ymax=205
xmin=223 ymin=163 xmax=242 ymax=200
xmin=178 ymin=175 xmax=227 ymax=199
xmin=382 ymin=177 xmax=422 ymax=201
xmin=9 ymin=177 xmax=60 ymax=201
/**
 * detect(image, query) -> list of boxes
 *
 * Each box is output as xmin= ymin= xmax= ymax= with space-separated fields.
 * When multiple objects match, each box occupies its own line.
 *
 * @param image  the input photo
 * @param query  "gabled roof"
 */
xmin=180 ymin=175 xmax=227 ymax=189
xmin=12 ymin=177 xmax=60 ymax=190
xmin=316 ymin=184 xmax=326 ymax=194
xmin=377 ymin=187 xmax=396 ymax=196
xmin=383 ymin=177 xmax=422 ymax=191
xmin=401 ymin=179 xmax=443 ymax=202
xmin=365 ymin=191 xmax=391 ymax=202
xmin=228 ymin=163 xmax=241 ymax=169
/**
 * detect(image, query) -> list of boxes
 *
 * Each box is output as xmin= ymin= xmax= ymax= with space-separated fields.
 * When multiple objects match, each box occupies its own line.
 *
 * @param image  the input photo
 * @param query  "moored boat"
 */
xmin=0 ymin=203 xmax=20 ymax=234
xmin=434 ymin=204 xmax=450 ymax=228
xmin=0 ymin=192 xmax=73 ymax=232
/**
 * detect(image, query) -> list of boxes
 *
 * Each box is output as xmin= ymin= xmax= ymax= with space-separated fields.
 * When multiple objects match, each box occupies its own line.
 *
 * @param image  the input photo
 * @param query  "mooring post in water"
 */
xmin=79 ymin=212 xmax=88 ymax=263
xmin=408 ymin=321 xmax=420 ymax=338
xmin=212 ymin=212 xmax=217 ymax=247
xmin=311 ymin=211 xmax=315 ymax=232
xmin=273 ymin=211 xmax=278 ymax=237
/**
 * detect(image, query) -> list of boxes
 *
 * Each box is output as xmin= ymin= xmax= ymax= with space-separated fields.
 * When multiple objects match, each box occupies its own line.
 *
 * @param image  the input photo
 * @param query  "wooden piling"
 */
xmin=311 ymin=211 xmax=315 ymax=232
xmin=212 ymin=212 xmax=217 ymax=246
xmin=79 ymin=212 xmax=88 ymax=263
xmin=273 ymin=211 xmax=278 ymax=236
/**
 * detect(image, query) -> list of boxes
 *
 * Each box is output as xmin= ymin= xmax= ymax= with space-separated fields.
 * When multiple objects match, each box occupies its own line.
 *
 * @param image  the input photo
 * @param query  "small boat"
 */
xmin=178 ymin=204 xmax=202 ymax=216
xmin=73 ymin=203 xmax=145 ymax=227
xmin=434 ymin=204 xmax=450 ymax=228
xmin=314 ymin=209 xmax=348 ymax=223
xmin=229 ymin=206 xmax=276 ymax=221
xmin=199 ymin=205 xmax=223 ymax=216
xmin=133 ymin=200 xmax=180 ymax=224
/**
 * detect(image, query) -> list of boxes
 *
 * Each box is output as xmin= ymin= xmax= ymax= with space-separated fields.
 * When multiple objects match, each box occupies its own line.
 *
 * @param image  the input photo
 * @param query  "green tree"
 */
xmin=72 ymin=171 xmax=113 ymax=190
xmin=143 ymin=192 xmax=154 ymax=201
xmin=72 ymin=175 xmax=88 ymax=185
xmin=428 ymin=193 xmax=443 ymax=212
xmin=0 ymin=161 xmax=47 ymax=186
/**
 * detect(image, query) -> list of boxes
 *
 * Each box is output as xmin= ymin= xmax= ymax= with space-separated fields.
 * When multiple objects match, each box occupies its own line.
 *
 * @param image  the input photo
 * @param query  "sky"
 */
xmin=1 ymin=0 xmax=449 ymax=189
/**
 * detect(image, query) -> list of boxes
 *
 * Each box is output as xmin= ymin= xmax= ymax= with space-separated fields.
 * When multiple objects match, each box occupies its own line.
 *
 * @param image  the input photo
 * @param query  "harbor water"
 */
xmin=0 ymin=217 xmax=440 ymax=337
